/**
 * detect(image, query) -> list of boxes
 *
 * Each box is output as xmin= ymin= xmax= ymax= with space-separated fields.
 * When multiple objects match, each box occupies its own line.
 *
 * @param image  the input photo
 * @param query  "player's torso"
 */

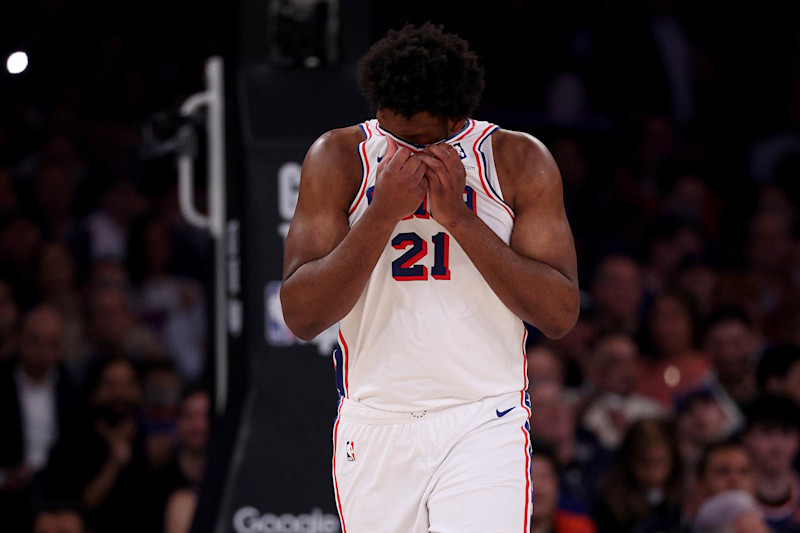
xmin=335 ymin=118 xmax=528 ymax=412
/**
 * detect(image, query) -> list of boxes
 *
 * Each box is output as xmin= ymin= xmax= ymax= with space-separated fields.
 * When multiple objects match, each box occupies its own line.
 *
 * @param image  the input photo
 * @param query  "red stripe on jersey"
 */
xmin=348 ymin=123 xmax=372 ymax=216
xmin=332 ymin=404 xmax=348 ymax=533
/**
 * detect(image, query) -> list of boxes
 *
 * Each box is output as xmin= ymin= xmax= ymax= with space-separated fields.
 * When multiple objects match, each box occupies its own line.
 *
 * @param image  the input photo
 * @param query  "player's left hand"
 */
xmin=417 ymin=143 xmax=472 ymax=227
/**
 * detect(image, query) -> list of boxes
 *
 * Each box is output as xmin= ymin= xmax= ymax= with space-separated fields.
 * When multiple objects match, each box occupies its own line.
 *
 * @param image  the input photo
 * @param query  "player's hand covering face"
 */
xmin=371 ymin=137 xmax=429 ymax=223
xmin=417 ymin=144 xmax=470 ymax=227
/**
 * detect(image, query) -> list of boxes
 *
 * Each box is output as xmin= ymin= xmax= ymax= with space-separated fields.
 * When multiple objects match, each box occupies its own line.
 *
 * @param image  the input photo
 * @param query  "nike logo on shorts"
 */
xmin=496 ymin=406 xmax=516 ymax=418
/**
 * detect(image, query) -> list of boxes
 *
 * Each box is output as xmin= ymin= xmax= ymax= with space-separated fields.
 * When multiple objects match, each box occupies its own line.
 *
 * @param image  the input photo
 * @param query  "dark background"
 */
xmin=2 ymin=1 xmax=800 ymax=532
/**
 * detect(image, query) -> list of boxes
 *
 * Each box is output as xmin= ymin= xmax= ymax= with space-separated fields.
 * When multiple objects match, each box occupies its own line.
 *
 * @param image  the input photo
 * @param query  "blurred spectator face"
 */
xmin=89 ymin=286 xmax=134 ymax=347
xmin=589 ymin=333 xmax=639 ymax=396
xmin=88 ymin=259 xmax=130 ymax=290
xmin=178 ymin=390 xmax=210 ymax=452
xmin=633 ymin=438 xmax=673 ymax=490
xmin=649 ymin=227 xmax=703 ymax=282
xmin=0 ymin=280 xmax=19 ymax=336
xmin=103 ymin=179 xmax=147 ymax=225
xmin=142 ymin=364 xmax=182 ymax=420
xmin=648 ymin=293 xmax=695 ymax=358
xmin=529 ymin=382 xmax=574 ymax=448
xmin=92 ymin=358 xmax=141 ymax=422
xmin=530 ymin=455 xmax=558 ymax=522
xmin=743 ymin=422 xmax=799 ymax=476
xmin=701 ymin=445 xmax=756 ymax=496
xmin=677 ymin=262 xmax=717 ymax=318
xmin=35 ymin=163 xmax=75 ymax=219
xmin=678 ymin=396 xmax=726 ymax=447
xmin=0 ymin=215 xmax=42 ymax=268
xmin=591 ymin=255 xmax=643 ymax=325
xmin=33 ymin=510 xmax=85 ymax=533
xmin=704 ymin=318 xmax=757 ymax=383
xmin=526 ymin=345 xmax=563 ymax=388
xmin=764 ymin=359 xmax=800 ymax=407
xmin=19 ymin=306 xmax=65 ymax=379
xmin=36 ymin=242 xmax=78 ymax=297
xmin=747 ymin=212 xmax=792 ymax=274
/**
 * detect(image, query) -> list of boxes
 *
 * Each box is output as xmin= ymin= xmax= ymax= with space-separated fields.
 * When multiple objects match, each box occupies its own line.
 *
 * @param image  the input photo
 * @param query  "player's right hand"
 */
xmin=371 ymin=138 xmax=428 ymax=223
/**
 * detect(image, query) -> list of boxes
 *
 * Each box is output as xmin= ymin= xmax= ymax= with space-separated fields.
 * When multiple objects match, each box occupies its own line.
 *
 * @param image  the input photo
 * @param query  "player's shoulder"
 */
xmin=305 ymin=125 xmax=365 ymax=163
xmin=491 ymin=128 xmax=561 ymax=207
xmin=491 ymin=128 xmax=555 ymax=172
xmin=301 ymin=125 xmax=366 ymax=186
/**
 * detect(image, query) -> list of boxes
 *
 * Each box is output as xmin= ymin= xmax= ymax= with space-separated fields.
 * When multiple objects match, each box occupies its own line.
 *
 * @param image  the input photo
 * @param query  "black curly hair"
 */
xmin=358 ymin=22 xmax=485 ymax=119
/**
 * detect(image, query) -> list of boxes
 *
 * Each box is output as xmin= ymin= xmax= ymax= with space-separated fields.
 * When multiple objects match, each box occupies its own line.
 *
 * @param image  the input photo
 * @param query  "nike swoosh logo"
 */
xmin=496 ymin=406 xmax=516 ymax=418
xmin=377 ymin=154 xmax=384 ymax=162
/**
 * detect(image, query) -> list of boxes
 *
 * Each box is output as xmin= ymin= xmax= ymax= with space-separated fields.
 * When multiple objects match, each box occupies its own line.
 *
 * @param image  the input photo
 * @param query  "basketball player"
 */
xmin=281 ymin=23 xmax=579 ymax=533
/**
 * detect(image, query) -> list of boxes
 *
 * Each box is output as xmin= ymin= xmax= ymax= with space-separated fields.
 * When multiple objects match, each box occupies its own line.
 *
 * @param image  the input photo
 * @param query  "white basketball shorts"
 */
xmin=331 ymin=390 xmax=532 ymax=533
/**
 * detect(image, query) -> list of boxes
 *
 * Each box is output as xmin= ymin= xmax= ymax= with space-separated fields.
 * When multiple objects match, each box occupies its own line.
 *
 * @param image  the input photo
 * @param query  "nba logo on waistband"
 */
xmin=346 ymin=441 xmax=355 ymax=461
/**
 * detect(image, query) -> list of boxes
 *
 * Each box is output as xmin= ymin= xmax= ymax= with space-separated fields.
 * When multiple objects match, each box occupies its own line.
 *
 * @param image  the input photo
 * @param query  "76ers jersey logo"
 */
xmin=346 ymin=441 xmax=355 ymax=461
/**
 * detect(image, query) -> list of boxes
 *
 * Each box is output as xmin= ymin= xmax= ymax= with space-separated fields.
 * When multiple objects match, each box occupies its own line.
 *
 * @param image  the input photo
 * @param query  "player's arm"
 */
xmin=418 ymin=131 xmax=579 ymax=339
xmin=281 ymin=131 xmax=427 ymax=340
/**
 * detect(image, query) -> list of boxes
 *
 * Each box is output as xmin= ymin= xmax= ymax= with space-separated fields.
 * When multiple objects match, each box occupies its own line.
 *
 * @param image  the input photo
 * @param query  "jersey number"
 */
xmin=391 ymin=232 xmax=451 ymax=281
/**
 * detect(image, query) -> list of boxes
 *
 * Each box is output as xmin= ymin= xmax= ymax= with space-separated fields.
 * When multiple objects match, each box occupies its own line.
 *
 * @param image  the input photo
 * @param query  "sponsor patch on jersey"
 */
xmin=346 ymin=441 xmax=355 ymax=461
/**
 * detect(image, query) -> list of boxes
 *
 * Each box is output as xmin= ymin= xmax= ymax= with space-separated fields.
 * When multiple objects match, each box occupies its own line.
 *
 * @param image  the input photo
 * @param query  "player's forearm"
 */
xmin=281 ymin=209 xmax=397 ymax=340
xmin=446 ymin=214 xmax=579 ymax=339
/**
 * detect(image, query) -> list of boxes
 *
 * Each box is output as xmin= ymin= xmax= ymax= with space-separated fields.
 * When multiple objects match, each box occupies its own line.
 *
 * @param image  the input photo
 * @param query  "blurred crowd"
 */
xmin=0 ymin=2 xmax=215 ymax=533
xmin=477 ymin=1 xmax=800 ymax=532
xmin=2 ymin=0 xmax=800 ymax=533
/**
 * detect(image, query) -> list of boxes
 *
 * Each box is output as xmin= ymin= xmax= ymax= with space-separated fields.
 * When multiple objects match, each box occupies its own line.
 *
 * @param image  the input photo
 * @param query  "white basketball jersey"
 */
xmin=334 ymin=118 xmax=528 ymax=412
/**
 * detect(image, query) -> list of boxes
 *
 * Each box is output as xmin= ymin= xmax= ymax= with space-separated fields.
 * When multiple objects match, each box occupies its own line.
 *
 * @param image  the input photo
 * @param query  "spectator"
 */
xmin=83 ymin=178 xmax=148 ymax=263
xmin=33 ymin=502 xmax=87 ymax=533
xmin=593 ymin=418 xmax=684 ymax=533
xmin=527 ymin=343 xmax=565 ymax=389
xmin=746 ymin=211 xmax=795 ymax=336
xmin=579 ymin=331 xmax=664 ymax=449
xmin=530 ymin=444 xmax=597 ymax=533
xmin=0 ymin=305 xmax=80 ymax=532
xmin=637 ymin=291 xmax=710 ymax=408
xmin=33 ymin=242 xmax=85 ymax=363
xmin=757 ymin=344 xmax=800 ymax=407
xmin=529 ymin=381 xmax=613 ymax=515
xmin=702 ymin=307 xmax=762 ymax=436
xmin=674 ymin=386 xmax=729 ymax=482
xmin=140 ymin=359 xmax=183 ymax=471
xmin=693 ymin=489 xmax=769 ymax=533
xmin=589 ymin=254 xmax=645 ymax=336
xmin=741 ymin=394 xmax=800 ymax=531
xmin=157 ymin=384 xmax=210 ymax=533
xmin=84 ymin=283 xmax=166 ymax=365
xmin=688 ymin=439 xmax=756 ymax=520
xmin=0 ymin=278 xmax=19 ymax=360
xmin=128 ymin=216 xmax=206 ymax=381
xmin=41 ymin=355 xmax=153 ymax=533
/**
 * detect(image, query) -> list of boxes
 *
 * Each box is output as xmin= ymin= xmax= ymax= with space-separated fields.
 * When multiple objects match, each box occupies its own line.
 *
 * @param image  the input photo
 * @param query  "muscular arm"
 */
xmin=419 ymin=130 xmax=579 ymax=339
xmin=280 ymin=129 xmax=428 ymax=340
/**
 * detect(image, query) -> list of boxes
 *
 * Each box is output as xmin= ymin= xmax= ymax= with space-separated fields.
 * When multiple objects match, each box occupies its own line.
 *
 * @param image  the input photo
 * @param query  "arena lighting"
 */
xmin=6 ymin=51 xmax=28 ymax=74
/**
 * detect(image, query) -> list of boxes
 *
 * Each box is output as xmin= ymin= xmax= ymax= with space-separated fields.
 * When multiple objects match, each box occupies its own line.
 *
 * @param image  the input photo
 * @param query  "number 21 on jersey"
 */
xmin=392 ymin=232 xmax=451 ymax=281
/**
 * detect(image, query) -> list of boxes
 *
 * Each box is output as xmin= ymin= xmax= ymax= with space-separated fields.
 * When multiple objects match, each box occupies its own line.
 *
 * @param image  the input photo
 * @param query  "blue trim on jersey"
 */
xmin=476 ymin=125 xmax=513 ymax=212
xmin=333 ymin=345 xmax=345 ymax=398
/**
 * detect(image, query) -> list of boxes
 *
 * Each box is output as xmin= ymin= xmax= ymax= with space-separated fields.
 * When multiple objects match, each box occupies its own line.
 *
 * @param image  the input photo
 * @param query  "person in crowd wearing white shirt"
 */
xmin=0 ymin=305 xmax=80 ymax=532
